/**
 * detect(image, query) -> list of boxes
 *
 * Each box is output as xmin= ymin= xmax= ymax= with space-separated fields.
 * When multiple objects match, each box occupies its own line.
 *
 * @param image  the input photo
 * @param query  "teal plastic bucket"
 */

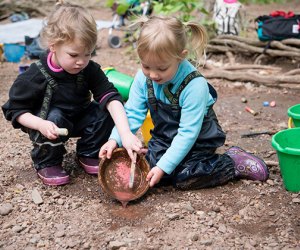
xmin=288 ymin=104 xmax=300 ymax=128
xmin=104 ymin=67 xmax=133 ymax=101
xmin=4 ymin=43 xmax=25 ymax=63
xmin=271 ymin=128 xmax=300 ymax=192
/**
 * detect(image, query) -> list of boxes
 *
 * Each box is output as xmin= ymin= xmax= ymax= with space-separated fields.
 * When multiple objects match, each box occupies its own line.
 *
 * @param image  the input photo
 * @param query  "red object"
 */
xmin=270 ymin=101 xmax=276 ymax=107
xmin=245 ymin=106 xmax=258 ymax=115
xmin=270 ymin=10 xmax=295 ymax=18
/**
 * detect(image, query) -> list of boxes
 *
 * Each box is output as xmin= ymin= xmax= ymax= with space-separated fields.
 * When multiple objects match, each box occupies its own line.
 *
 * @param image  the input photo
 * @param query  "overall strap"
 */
xmin=35 ymin=61 xmax=85 ymax=119
xmin=146 ymin=77 xmax=157 ymax=111
xmin=76 ymin=72 xmax=85 ymax=88
xmin=163 ymin=71 xmax=203 ymax=105
xmin=35 ymin=60 xmax=58 ymax=119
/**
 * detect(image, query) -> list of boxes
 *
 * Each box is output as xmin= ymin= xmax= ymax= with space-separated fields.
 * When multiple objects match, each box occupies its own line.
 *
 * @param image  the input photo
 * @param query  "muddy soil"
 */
xmin=0 ymin=1 xmax=299 ymax=249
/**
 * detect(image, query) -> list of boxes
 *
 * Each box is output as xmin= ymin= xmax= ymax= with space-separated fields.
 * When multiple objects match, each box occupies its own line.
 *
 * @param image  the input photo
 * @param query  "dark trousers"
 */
xmin=146 ymin=138 xmax=236 ymax=190
xmin=29 ymin=101 xmax=114 ymax=170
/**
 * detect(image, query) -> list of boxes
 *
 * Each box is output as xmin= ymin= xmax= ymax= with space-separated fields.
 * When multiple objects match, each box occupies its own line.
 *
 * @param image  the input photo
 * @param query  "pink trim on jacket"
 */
xmin=47 ymin=52 xmax=63 ymax=72
xmin=99 ymin=92 xmax=117 ymax=103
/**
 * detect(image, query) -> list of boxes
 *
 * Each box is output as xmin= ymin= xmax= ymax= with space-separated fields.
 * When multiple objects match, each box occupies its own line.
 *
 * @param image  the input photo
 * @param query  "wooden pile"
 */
xmin=205 ymin=35 xmax=300 ymax=87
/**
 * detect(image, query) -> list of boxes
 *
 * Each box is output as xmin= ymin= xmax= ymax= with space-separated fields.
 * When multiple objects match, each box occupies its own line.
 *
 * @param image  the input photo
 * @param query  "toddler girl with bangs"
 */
xmin=2 ymin=0 xmax=142 ymax=186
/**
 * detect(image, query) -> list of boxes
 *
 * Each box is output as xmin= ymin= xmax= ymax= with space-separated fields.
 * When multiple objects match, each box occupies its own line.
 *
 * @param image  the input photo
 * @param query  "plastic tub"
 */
xmin=287 ymin=104 xmax=300 ymax=128
xmin=271 ymin=128 xmax=300 ymax=192
xmin=4 ymin=43 xmax=25 ymax=63
xmin=103 ymin=67 xmax=133 ymax=101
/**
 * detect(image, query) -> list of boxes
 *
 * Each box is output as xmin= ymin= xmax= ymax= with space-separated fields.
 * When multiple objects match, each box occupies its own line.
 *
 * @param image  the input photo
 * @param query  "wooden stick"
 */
xmin=129 ymin=152 xmax=137 ymax=189
xmin=55 ymin=128 xmax=68 ymax=136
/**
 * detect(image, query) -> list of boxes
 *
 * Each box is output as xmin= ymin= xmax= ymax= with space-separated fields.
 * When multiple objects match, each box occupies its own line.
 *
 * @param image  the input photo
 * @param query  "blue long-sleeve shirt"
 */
xmin=110 ymin=59 xmax=215 ymax=174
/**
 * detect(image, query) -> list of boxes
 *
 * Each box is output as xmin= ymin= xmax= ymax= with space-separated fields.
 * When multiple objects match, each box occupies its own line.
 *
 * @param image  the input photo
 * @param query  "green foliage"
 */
xmin=152 ymin=0 xmax=207 ymax=22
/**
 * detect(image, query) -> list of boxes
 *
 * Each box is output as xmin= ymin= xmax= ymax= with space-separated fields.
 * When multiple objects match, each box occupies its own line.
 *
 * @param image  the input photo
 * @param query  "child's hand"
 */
xmin=146 ymin=166 xmax=165 ymax=187
xmin=121 ymin=133 xmax=143 ymax=163
xmin=38 ymin=120 xmax=59 ymax=140
xmin=99 ymin=139 xmax=117 ymax=159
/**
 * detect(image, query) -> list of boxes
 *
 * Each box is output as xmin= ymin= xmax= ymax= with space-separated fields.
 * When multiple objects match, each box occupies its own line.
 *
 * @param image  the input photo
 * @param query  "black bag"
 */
xmin=256 ymin=11 xmax=300 ymax=41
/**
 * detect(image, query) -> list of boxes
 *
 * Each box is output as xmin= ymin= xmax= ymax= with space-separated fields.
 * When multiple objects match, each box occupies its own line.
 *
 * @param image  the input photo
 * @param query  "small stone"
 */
xmin=108 ymin=240 xmax=126 ymax=249
xmin=57 ymin=198 xmax=64 ymax=205
xmin=200 ymin=239 xmax=213 ymax=246
xmin=218 ymin=224 xmax=227 ymax=233
xmin=241 ymin=97 xmax=247 ymax=103
xmin=32 ymin=189 xmax=43 ymax=205
xmin=292 ymin=198 xmax=300 ymax=203
xmin=167 ymin=213 xmax=180 ymax=221
xmin=12 ymin=225 xmax=23 ymax=233
xmin=269 ymin=211 xmax=276 ymax=216
xmin=190 ymin=233 xmax=199 ymax=241
xmin=55 ymin=230 xmax=65 ymax=238
xmin=0 ymin=203 xmax=13 ymax=216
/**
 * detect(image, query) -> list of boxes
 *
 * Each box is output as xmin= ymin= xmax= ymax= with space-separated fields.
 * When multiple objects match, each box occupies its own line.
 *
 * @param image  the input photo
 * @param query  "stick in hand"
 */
xmin=55 ymin=128 xmax=68 ymax=136
xmin=129 ymin=151 xmax=137 ymax=189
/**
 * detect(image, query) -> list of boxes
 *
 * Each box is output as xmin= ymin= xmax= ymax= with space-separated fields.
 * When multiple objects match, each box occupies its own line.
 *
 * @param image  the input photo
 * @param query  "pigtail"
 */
xmin=184 ymin=21 xmax=208 ymax=65
xmin=129 ymin=15 xmax=149 ymax=30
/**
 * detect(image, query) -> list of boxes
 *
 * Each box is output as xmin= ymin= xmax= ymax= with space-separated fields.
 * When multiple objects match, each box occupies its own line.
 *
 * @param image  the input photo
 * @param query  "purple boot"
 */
xmin=37 ymin=165 xmax=70 ymax=186
xmin=78 ymin=157 xmax=99 ymax=175
xmin=225 ymin=146 xmax=269 ymax=181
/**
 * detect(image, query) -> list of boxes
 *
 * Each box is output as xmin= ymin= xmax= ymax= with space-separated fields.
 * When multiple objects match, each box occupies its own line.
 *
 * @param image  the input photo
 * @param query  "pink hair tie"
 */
xmin=47 ymin=52 xmax=63 ymax=72
xmin=223 ymin=0 xmax=238 ymax=3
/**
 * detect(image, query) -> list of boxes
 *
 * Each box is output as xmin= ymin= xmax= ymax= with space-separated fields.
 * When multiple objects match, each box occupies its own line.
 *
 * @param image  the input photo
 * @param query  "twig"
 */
xmin=241 ymin=131 xmax=275 ymax=138
xmin=204 ymin=69 xmax=300 ymax=86
xmin=265 ymin=160 xmax=279 ymax=167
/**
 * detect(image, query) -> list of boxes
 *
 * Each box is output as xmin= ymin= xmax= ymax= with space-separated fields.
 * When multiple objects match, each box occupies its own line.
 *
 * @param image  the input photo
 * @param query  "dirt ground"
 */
xmin=0 ymin=1 xmax=300 ymax=249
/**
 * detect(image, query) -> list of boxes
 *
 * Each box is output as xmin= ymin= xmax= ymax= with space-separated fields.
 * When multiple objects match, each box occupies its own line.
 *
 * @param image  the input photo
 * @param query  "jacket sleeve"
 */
xmin=1 ymin=64 xmax=46 ymax=128
xmin=86 ymin=61 xmax=123 ymax=110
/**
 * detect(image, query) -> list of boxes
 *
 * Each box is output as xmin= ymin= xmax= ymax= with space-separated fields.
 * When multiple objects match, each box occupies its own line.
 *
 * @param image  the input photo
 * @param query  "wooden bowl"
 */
xmin=98 ymin=148 xmax=150 ymax=206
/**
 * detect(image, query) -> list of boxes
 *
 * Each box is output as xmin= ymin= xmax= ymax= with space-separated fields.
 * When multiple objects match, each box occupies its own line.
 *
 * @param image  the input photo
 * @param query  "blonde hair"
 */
xmin=40 ymin=0 xmax=97 ymax=52
xmin=133 ymin=15 xmax=208 ymax=64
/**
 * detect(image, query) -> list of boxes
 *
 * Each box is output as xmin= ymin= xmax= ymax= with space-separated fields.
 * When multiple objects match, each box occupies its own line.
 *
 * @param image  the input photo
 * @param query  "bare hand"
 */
xmin=38 ymin=120 xmax=59 ymax=140
xmin=146 ymin=166 xmax=165 ymax=187
xmin=99 ymin=139 xmax=117 ymax=159
xmin=121 ymin=133 xmax=143 ymax=163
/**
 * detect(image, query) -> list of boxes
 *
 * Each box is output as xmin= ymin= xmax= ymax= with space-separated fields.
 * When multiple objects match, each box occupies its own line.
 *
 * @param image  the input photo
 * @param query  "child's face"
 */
xmin=50 ymin=39 xmax=92 ymax=74
xmin=140 ymin=54 xmax=180 ymax=84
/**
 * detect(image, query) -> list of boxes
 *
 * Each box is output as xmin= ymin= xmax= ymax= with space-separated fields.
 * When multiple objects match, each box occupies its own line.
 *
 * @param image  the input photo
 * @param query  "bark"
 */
xmin=204 ymin=70 xmax=300 ymax=86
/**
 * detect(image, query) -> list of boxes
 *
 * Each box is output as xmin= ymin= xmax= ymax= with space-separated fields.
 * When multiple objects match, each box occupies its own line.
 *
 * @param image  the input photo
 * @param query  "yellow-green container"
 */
xmin=288 ymin=104 xmax=300 ymax=128
xmin=271 ymin=128 xmax=300 ymax=192
xmin=103 ymin=67 xmax=133 ymax=101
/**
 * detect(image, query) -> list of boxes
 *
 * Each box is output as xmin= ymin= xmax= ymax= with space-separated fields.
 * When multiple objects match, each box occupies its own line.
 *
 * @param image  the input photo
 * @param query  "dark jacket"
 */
xmin=2 ymin=52 xmax=122 ymax=129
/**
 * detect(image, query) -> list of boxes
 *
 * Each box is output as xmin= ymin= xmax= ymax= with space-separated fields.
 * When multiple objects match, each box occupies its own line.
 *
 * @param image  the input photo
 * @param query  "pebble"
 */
xmin=292 ymin=198 xmax=300 ymax=203
xmin=241 ymin=97 xmax=247 ymax=103
xmin=0 ymin=203 xmax=13 ymax=216
xmin=200 ymin=239 xmax=213 ymax=246
xmin=167 ymin=213 xmax=180 ymax=220
xmin=55 ymin=230 xmax=65 ymax=238
xmin=31 ymin=189 xmax=43 ymax=205
xmin=12 ymin=225 xmax=23 ymax=233
xmin=108 ymin=240 xmax=126 ymax=249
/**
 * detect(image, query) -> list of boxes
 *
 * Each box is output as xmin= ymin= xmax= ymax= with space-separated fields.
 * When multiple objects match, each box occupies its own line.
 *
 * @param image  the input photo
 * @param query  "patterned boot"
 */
xmin=225 ymin=146 xmax=269 ymax=181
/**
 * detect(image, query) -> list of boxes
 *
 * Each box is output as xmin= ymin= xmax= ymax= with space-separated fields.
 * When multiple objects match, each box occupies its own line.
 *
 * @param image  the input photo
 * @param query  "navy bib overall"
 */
xmin=145 ymin=71 xmax=235 ymax=190
xmin=29 ymin=61 xmax=114 ymax=170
